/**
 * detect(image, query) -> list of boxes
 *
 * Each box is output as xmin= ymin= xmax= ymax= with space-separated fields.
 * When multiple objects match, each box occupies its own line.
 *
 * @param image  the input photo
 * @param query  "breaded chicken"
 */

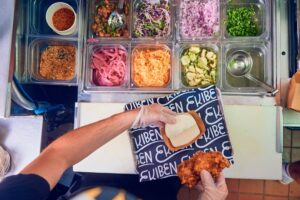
xmin=177 ymin=151 xmax=230 ymax=188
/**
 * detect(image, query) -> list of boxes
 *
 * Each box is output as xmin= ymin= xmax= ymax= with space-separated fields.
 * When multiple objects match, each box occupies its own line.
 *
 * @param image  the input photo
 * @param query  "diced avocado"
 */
xmin=206 ymin=51 xmax=215 ymax=60
xmin=201 ymin=49 xmax=207 ymax=58
xmin=186 ymin=72 xmax=195 ymax=81
xmin=201 ymin=80 xmax=210 ymax=85
xmin=189 ymin=80 xmax=197 ymax=86
xmin=195 ymin=78 xmax=201 ymax=85
xmin=189 ymin=53 xmax=197 ymax=62
xmin=196 ymin=73 xmax=205 ymax=79
xmin=189 ymin=46 xmax=201 ymax=54
xmin=195 ymin=68 xmax=204 ymax=74
xmin=210 ymin=61 xmax=217 ymax=68
xmin=204 ymin=74 xmax=211 ymax=79
xmin=210 ymin=70 xmax=216 ymax=77
xmin=203 ymin=66 xmax=210 ymax=71
xmin=212 ymin=54 xmax=217 ymax=60
xmin=181 ymin=55 xmax=190 ymax=66
xmin=188 ymin=65 xmax=196 ymax=73
xmin=198 ymin=57 xmax=208 ymax=68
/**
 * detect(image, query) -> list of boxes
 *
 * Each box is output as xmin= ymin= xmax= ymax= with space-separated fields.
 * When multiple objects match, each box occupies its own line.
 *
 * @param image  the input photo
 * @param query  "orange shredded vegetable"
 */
xmin=132 ymin=47 xmax=171 ymax=87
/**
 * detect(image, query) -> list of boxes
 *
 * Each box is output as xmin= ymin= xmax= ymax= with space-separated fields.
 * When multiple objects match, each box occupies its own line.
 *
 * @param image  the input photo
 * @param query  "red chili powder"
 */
xmin=52 ymin=8 xmax=75 ymax=31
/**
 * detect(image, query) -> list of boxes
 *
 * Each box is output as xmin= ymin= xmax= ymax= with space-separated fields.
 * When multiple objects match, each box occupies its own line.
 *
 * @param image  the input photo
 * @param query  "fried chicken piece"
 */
xmin=177 ymin=151 xmax=230 ymax=188
xmin=193 ymin=151 xmax=230 ymax=178
xmin=177 ymin=157 xmax=199 ymax=188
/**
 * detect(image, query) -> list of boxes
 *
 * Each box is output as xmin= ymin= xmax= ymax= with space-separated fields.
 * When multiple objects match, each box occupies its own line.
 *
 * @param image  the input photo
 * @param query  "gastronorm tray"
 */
xmin=27 ymin=37 xmax=80 ymax=85
xmin=221 ymin=41 xmax=272 ymax=92
xmin=24 ymin=0 xmax=84 ymax=86
xmin=82 ymin=0 xmax=275 ymax=95
xmin=177 ymin=43 xmax=220 ymax=89
xmin=85 ymin=42 xmax=130 ymax=90
xmin=20 ymin=0 xmax=275 ymax=95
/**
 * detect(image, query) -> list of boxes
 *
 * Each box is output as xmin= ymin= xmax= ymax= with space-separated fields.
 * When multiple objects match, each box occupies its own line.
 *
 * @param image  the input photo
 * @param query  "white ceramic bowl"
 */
xmin=46 ymin=2 xmax=77 ymax=36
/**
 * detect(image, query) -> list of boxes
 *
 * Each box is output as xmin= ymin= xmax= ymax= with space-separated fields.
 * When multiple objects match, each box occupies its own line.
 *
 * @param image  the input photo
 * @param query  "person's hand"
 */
xmin=196 ymin=170 xmax=228 ymax=200
xmin=131 ymin=104 xmax=177 ymax=128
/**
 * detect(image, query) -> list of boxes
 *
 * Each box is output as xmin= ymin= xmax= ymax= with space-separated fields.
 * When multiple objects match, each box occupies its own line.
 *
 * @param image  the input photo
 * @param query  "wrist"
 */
xmin=126 ymin=108 xmax=141 ymax=128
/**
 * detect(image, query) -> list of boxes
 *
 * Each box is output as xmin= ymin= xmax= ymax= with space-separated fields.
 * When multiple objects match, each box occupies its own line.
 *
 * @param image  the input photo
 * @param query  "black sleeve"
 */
xmin=0 ymin=174 xmax=50 ymax=200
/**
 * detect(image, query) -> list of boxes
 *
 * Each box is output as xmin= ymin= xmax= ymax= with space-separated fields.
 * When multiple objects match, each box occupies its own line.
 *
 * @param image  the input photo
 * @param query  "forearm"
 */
xmin=20 ymin=104 xmax=176 ymax=190
xmin=50 ymin=109 xmax=138 ymax=165
xmin=21 ymin=109 xmax=138 ymax=189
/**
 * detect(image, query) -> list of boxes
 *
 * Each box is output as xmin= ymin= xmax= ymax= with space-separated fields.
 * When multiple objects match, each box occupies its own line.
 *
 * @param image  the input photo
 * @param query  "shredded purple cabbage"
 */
xmin=133 ymin=0 xmax=171 ymax=37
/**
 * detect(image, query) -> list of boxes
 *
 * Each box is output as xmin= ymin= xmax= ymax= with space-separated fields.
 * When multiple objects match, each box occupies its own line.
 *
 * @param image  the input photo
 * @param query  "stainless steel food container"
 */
xmin=84 ymin=42 xmax=130 ymax=91
xmin=86 ymin=0 xmax=132 ymax=41
xmin=130 ymin=43 xmax=174 ymax=91
xmin=131 ymin=0 xmax=174 ymax=41
xmin=81 ymin=0 xmax=275 ymax=95
xmin=221 ymin=42 xmax=273 ymax=93
xmin=27 ymin=37 xmax=79 ymax=85
xmin=177 ymin=43 xmax=220 ymax=89
xmin=24 ymin=0 xmax=83 ymax=85
xmin=176 ymin=0 xmax=221 ymax=41
xmin=222 ymin=0 xmax=270 ymax=41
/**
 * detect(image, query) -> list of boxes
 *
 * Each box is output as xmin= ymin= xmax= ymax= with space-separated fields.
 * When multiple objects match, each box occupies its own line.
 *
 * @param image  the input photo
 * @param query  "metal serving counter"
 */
xmin=0 ymin=0 xmax=296 ymax=179
xmin=2 ymin=0 xmax=288 ymax=110
xmin=77 ymin=0 xmax=283 ymax=104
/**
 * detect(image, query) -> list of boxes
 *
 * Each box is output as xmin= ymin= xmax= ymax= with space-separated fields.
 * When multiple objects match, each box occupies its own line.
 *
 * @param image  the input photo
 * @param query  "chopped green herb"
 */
xmin=226 ymin=6 xmax=259 ymax=37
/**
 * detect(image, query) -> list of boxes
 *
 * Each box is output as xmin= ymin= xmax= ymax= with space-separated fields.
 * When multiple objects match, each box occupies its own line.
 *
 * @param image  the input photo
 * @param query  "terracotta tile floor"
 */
xmin=177 ymin=178 xmax=300 ymax=200
xmin=176 ymin=129 xmax=300 ymax=200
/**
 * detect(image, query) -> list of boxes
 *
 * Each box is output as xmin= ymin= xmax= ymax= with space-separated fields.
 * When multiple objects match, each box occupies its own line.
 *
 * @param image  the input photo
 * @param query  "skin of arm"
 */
xmin=21 ymin=109 xmax=139 ymax=189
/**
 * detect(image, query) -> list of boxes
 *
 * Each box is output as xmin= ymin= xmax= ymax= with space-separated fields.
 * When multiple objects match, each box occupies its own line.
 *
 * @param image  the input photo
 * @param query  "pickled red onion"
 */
xmin=180 ymin=0 xmax=219 ymax=38
xmin=91 ymin=46 xmax=126 ymax=86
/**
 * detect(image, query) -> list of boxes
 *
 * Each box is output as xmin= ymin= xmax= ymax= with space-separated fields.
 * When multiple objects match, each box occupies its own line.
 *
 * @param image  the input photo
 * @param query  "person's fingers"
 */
xmin=160 ymin=112 xmax=177 ymax=124
xmin=151 ymin=103 xmax=163 ymax=111
xmin=200 ymin=170 xmax=215 ymax=188
xmin=152 ymin=121 xmax=164 ymax=128
xmin=195 ymin=181 xmax=204 ymax=192
xmin=216 ymin=173 xmax=228 ymax=194
xmin=216 ymin=172 xmax=226 ymax=186
xmin=161 ymin=107 xmax=177 ymax=115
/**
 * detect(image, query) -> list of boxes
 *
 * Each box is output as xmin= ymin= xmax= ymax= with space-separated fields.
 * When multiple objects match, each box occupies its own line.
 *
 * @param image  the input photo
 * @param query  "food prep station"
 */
xmin=13 ymin=0 xmax=278 ymax=97
xmin=0 ymin=0 xmax=295 ymax=180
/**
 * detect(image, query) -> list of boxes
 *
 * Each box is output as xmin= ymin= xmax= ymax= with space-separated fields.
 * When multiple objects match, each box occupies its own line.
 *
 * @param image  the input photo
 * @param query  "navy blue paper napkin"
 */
xmin=125 ymin=85 xmax=233 ymax=182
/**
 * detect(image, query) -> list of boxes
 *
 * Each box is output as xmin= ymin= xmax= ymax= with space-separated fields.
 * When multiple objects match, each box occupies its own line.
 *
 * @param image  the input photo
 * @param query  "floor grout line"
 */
xmin=291 ymin=131 xmax=294 ymax=149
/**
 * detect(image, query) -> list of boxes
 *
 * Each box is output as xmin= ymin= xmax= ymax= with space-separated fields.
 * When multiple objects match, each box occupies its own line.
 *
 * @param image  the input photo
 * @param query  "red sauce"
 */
xmin=52 ymin=8 xmax=75 ymax=31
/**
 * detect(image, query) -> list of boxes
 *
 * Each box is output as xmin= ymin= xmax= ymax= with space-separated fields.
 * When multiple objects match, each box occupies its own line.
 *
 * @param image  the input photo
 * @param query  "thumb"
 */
xmin=200 ymin=170 xmax=215 ymax=188
xmin=216 ymin=173 xmax=228 ymax=194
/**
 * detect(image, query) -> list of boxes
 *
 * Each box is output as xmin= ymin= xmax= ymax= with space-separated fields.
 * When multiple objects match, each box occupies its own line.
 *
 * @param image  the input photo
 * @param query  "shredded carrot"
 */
xmin=132 ymin=46 xmax=171 ymax=87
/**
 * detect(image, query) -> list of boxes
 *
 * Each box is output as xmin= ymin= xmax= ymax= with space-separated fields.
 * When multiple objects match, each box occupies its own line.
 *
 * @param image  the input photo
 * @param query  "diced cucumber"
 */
xmin=189 ymin=53 xmax=197 ymax=61
xmin=198 ymin=57 xmax=208 ymax=68
xmin=181 ymin=55 xmax=190 ymax=66
xmin=206 ymin=51 xmax=215 ymax=60
xmin=188 ymin=65 xmax=196 ymax=73
xmin=181 ymin=46 xmax=218 ymax=87
xmin=189 ymin=47 xmax=201 ymax=53
xmin=186 ymin=72 xmax=195 ymax=81
xmin=201 ymin=49 xmax=207 ymax=58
